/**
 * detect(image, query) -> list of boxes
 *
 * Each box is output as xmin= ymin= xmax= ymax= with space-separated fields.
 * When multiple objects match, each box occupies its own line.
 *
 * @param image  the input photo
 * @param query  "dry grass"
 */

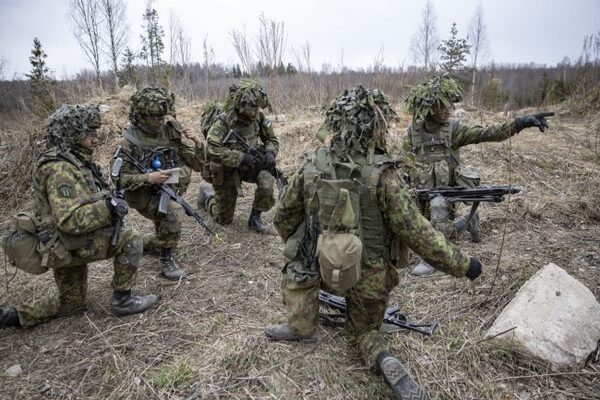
xmin=0 ymin=94 xmax=599 ymax=399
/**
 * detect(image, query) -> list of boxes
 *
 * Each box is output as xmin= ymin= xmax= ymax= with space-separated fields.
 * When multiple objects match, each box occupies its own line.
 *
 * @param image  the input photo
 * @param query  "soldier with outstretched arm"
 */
xmin=404 ymin=76 xmax=553 ymax=276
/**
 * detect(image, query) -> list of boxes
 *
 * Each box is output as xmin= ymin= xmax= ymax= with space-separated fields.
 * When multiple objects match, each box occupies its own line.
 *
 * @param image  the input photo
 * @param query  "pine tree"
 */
xmin=140 ymin=7 xmax=166 ymax=85
xmin=438 ymin=23 xmax=471 ymax=74
xmin=118 ymin=47 xmax=138 ymax=87
xmin=26 ymin=37 xmax=55 ymax=118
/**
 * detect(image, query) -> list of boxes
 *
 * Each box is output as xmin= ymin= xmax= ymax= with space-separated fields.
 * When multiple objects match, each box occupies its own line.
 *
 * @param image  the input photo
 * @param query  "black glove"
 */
xmin=106 ymin=196 xmax=129 ymax=218
xmin=264 ymin=151 xmax=276 ymax=170
xmin=465 ymin=257 xmax=482 ymax=281
xmin=240 ymin=152 xmax=258 ymax=168
xmin=515 ymin=112 xmax=554 ymax=133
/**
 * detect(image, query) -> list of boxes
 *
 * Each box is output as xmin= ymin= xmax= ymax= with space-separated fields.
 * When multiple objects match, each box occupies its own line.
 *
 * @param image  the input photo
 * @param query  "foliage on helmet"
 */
xmin=318 ymin=85 xmax=397 ymax=156
xmin=129 ymin=87 xmax=175 ymax=125
xmin=404 ymin=76 xmax=463 ymax=120
xmin=223 ymin=79 xmax=272 ymax=113
xmin=45 ymin=104 xmax=101 ymax=149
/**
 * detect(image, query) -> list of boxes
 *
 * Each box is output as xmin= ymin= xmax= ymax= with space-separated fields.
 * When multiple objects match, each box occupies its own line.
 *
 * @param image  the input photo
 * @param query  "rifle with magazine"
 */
xmin=222 ymin=128 xmax=288 ymax=197
xmin=318 ymin=291 xmax=438 ymax=337
xmin=113 ymin=145 xmax=217 ymax=237
xmin=415 ymin=185 xmax=521 ymax=232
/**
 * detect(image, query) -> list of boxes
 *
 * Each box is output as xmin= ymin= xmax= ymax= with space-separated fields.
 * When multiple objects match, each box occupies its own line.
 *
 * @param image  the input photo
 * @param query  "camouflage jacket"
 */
xmin=206 ymin=112 xmax=279 ymax=169
xmin=33 ymin=148 xmax=112 ymax=238
xmin=404 ymin=119 xmax=519 ymax=188
xmin=117 ymin=120 xmax=204 ymax=193
xmin=274 ymin=149 xmax=470 ymax=276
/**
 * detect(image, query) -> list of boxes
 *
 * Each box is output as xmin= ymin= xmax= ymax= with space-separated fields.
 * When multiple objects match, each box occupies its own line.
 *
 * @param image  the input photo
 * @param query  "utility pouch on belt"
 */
xmin=316 ymin=181 xmax=363 ymax=292
xmin=3 ymin=213 xmax=72 ymax=274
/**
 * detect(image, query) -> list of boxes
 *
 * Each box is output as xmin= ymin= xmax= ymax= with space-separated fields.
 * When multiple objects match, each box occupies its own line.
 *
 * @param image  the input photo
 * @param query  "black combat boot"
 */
xmin=197 ymin=183 xmax=215 ymax=212
xmin=159 ymin=248 xmax=186 ymax=281
xmin=264 ymin=324 xmax=319 ymax=343
xmin=110 ymin=291 xmax=158 ymax=317
xmin=377 ymin=351 xmax=428 ymax=400
xmin=248 ymin=208 xmax=272 ymax=234
xmin=0 ymin=307 xmax=21 ymax=329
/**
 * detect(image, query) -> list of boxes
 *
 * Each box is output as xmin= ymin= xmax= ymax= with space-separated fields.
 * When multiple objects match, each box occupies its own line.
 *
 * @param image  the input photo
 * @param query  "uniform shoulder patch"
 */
xmin=58 ymin=183 xmax=73 ymax=198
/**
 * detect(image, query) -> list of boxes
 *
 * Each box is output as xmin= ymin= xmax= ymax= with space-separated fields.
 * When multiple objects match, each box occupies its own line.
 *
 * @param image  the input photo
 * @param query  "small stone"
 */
xmin=6 ymin=364 xmax=22 ymax=377
xmin=40 ymin=383 xmax=51 ymax=394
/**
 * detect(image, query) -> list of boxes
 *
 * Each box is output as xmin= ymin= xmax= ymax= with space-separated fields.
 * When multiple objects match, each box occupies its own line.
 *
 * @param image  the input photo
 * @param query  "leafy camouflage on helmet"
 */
xmin=46 ymin=104 xmax=101 ymax=149
xmin=223 ymin=79 xmax=272 ymax=113
xmin=317 ymin=85 xmax=397 ymax=157
xmin=405 ymin=76 xmax=463 ymax=120
xmin=129 ymin=87 xmax=175 ymax=125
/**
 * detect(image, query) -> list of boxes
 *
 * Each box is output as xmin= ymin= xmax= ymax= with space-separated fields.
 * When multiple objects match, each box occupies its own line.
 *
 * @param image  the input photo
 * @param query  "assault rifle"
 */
xmin=109 ymin=147 xmax=126 ymax=247
xmin=319 ymin=291 xmax=437 ymax=336
xmin=222 ymin=129 xmax=288 ymax=198
xmin=113 ymin=145 xmax=217 ymax=237
xmin=415 ymin=185 xmax=521 ymax=232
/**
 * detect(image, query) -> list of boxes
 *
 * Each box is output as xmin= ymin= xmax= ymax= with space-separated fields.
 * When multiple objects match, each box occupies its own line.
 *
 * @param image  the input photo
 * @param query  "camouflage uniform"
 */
xmin=266 ymin=87 xmax=479 ymax=398
xmin=201 ymin=80 xmax=278 ymax=230
xmin=117 ymin=88 xmax=204 ymax=279
xmin=6 ymin=104 xmax=153 ymax=328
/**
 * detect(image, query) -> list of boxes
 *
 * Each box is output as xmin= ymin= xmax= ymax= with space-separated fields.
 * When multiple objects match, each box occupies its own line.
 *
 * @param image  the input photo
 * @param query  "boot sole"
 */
xmin=381 ymin=357 xmax=428 ymax=400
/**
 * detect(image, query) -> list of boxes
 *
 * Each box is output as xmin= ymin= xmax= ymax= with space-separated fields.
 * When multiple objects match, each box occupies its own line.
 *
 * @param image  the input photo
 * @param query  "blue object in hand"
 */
xmin=151 ymin=155 xmax=162 ymax=170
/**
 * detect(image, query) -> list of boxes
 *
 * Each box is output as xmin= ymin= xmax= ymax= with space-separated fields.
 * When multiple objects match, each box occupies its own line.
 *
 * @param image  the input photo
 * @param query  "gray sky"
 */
xmin=1 ymin=0 xmax=598 ymax=79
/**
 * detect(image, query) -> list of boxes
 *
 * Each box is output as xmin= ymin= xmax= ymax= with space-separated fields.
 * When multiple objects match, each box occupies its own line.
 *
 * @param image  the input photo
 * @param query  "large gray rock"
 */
xmin=486 ymin=263 xmax=600 ymax=369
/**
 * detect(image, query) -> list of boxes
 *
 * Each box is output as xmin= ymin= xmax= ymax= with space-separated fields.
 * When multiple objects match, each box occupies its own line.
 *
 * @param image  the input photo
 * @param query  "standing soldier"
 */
xmin=197 ymin=79 xmax=279 ymax=234
xmin=1 ymin=104 xmax=157 ymax=330
xmin=264 ymin=86 xmax=483 ymax=400
xmin=404 ymin=76 xmax=552 ymax=276
xmin=117 ymin=87 xmax=205 ymax=281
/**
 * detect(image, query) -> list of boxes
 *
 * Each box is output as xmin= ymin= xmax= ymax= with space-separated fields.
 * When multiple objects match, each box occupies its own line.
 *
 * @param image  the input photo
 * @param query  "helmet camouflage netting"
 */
xmin=404 ymin=76 xmax=463 ymax=120
xmin=129 ymin=87 xmax=175 ymax=125
xmin=318 ymin=85 xmax=397 ymax=158
xmin=46 ymin=103 xmax=101 ymax=149
xmin=223 ymin=79 xmax=272 ymax=113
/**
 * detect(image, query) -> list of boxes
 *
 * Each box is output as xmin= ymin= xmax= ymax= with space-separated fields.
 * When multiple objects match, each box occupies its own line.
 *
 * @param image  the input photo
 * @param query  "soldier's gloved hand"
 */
xmin=515 ymin=112 xmax=554 ymax=133
xmin=264 ymin=151 xmax=276 ymax=169
xmin=240 ymin=152 xmax=258 ymax=168
xmin=106 ymin=196 xmax=129 ymax=218
xmin=465 ymin=257 xmax=482 ymax=281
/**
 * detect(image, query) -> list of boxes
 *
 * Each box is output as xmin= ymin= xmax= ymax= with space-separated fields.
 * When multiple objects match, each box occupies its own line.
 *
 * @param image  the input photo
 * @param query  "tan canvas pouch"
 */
xmin=317 ymin=231 xmax=363 ymax=292
xmin=454 ymin=165 xmax=481 ymax=188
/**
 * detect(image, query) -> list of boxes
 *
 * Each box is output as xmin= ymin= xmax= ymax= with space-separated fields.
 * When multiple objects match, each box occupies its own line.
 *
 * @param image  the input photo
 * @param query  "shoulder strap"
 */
xmin=123 ymin=126 xmax=144 ymax=149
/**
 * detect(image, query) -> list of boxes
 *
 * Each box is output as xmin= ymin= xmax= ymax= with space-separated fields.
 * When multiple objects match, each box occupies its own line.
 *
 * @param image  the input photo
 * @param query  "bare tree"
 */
xmin=0 ymin=56 xmax=7 ymax=80
xmin=409 ymin=0 xmax=439 ymax=70
xmin=168 ymin=11 xmax=191 ymax=66
xmin=202 ymin=36 xmax=215 ymax=96
xmin=292 ymin=40 xmax=312 ymax=73
xmin=468 ymin=2 xmax=490 ymax=104
xmin=69 ymin=0 xmax=103 ymax=85
xmin=98 ymin=0 xmax=128 ymax=88
xmin=231 ymin=26 xmax=254 ymax=74
xmin=256 ymin=13 xmax=286 ymax=73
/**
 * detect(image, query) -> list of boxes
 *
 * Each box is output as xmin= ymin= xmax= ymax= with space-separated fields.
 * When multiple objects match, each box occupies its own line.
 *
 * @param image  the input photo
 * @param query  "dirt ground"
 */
xmin=0 ymin=96 xmax=599 ymax=399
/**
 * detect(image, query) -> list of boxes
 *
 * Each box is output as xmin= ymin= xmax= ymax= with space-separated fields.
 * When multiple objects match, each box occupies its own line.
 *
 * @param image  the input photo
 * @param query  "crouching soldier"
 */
xmin=1 ymin=104 xmax=157 ymax=330
xmin=265 ymin=86 xmax=482 ymax=399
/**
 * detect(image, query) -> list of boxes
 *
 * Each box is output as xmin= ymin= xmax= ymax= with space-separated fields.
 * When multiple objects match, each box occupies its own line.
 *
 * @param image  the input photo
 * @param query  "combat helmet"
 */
xmin=404 ymin=75 xmax=463 ymax=120
xmin=223 ymin=79 xmax=272 ymax=119
xmin=129 ymin=87 xmax=175 ymax=125
xmin=45 ymin=104 xmax=101 ymax=149
xmin=317 ymin=85 xmax=397 ymax=159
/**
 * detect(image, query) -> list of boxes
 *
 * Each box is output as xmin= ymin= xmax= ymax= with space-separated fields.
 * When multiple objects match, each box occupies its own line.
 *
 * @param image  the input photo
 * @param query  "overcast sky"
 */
xmin=1 ymin=0 xmax=598 ymax=79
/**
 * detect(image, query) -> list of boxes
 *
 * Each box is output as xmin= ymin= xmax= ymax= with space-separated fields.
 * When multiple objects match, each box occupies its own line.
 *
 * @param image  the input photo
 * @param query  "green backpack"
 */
xmin=199 ymin=101 xmax=224 ymax=138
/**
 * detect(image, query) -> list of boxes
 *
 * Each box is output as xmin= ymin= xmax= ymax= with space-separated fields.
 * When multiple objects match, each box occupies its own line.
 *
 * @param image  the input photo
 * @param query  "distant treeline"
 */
xmin=1 ymin=61 xmax=598 ymax=115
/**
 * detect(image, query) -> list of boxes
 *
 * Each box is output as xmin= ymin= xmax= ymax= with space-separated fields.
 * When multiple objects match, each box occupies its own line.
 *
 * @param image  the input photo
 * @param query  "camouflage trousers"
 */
xmin=282 ymin=258 xmax=400 ymax=369
xmin=206 ymin=169 xmax=274 ymax=225
xmin=131 ymin=193 xmax=185 ymax=251
xmin=15 ymin=227 xmax=141 ymax=328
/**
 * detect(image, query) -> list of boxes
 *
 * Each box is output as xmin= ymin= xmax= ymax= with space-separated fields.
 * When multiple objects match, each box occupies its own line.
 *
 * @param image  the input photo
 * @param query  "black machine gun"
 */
xmin=222 ymin=129 xmax=288 ymax=198
xmin=109 ymin=147 xmax=126 ymax=247
xmin=112 ymin=145 xmax=217 ymax=237
xmin=415 ymin=185 xmax=521 ymax=232
xmin=318 ymin=291 xmax=437 ymax=337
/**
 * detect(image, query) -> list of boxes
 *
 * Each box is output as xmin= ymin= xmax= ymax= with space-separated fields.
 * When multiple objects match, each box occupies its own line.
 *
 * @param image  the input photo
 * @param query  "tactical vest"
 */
xmin=409 ymin=120 xmax=460 ymax=188
xmin=218 ymin=112 xmax=270 ymax=152
xmin=123 ymin=125 xmax=191 ymax=193
xmin=303 ymin=148 xmax=394 ymax=263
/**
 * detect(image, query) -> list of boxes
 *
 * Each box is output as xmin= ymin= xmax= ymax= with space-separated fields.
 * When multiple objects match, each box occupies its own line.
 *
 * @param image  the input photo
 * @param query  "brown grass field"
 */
xmin=0 ymin=89 xmax=599 ymax=399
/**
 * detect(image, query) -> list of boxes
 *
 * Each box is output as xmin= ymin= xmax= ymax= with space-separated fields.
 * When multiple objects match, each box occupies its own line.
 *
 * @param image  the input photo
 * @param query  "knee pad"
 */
xmin=116 ymin=236 xmax=142 ymax=267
